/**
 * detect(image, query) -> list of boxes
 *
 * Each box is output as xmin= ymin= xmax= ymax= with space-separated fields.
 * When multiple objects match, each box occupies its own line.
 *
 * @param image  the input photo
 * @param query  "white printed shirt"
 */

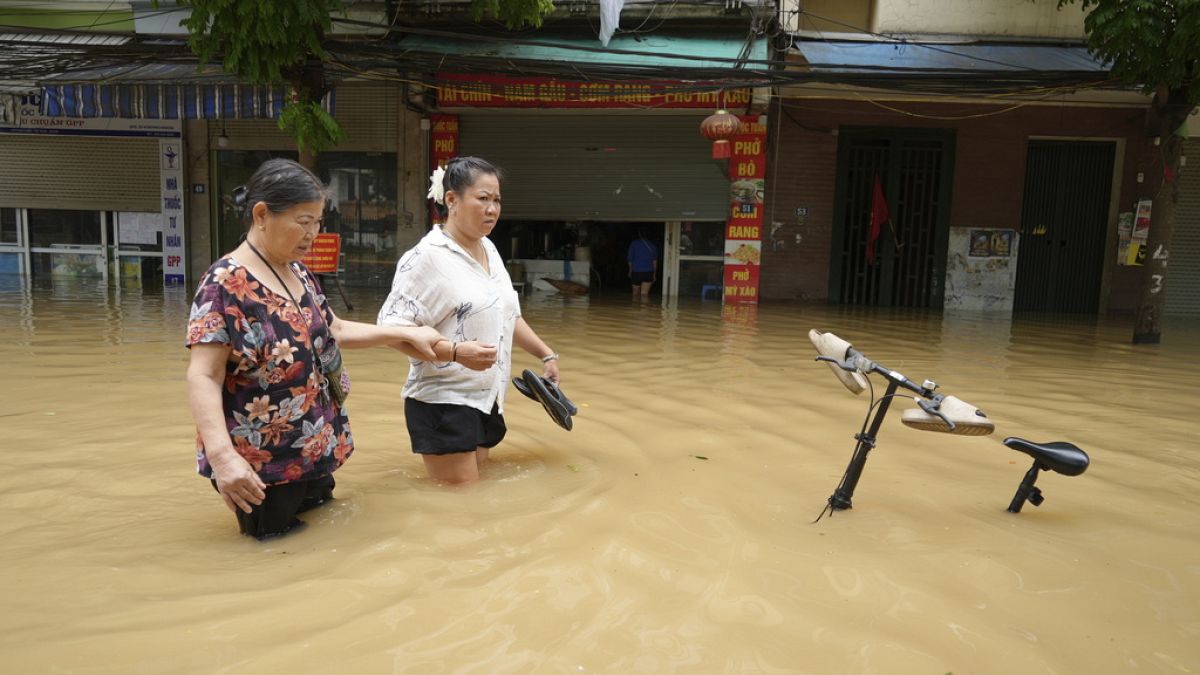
xmin=377 ymin=226 xmax=521 ymax=414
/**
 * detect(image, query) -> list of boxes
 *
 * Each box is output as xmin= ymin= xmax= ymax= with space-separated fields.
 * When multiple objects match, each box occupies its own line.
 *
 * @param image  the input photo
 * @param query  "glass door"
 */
xmin=28 ymin=209 xmax=107 ymax=280
xmin=678 ymin=221 xmax=726 ymax=300
xmin=0 ymin=208 xmax=27 ymax=275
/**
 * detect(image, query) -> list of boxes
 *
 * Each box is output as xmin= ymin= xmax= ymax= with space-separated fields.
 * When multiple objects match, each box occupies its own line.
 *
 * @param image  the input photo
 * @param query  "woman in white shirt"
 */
xmin=378 ymin=157 xmax=561 ymax=484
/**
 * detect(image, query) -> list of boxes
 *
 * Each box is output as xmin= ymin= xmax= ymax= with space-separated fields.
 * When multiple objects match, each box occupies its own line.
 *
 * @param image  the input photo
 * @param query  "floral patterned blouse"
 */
xmin=186 ymin=257 xmax=352 ymax=485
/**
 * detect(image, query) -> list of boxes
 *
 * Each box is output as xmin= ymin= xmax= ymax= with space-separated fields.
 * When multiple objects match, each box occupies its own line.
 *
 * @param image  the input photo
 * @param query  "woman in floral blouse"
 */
xmin=186 ymin=159 xmax=443 ymax=539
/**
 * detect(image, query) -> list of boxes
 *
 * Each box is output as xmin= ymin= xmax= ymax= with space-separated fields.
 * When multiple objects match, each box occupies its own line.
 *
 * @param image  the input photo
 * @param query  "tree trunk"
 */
xmin=1132 ymin=98 xmax=1193 ymax=344
xmin=290 ymin=61 xmax=327 ymax=172
xmin=298 ymin=147 xmax=317 ymax=171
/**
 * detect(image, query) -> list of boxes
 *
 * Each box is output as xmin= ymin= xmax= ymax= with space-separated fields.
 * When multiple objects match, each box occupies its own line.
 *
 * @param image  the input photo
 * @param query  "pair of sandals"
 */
xmin=512 ymin=369 xmax=577 ymax=431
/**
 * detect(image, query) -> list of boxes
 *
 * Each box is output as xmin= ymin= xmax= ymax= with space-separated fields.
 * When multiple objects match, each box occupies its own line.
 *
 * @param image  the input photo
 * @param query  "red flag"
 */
xmin=867 ymin=172 xmax=889 ymax=266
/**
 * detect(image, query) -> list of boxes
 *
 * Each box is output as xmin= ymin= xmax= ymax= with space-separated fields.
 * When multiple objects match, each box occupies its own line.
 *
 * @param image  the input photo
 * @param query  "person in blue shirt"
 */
xmin=627 ymin=228 xmax=658 ymax=301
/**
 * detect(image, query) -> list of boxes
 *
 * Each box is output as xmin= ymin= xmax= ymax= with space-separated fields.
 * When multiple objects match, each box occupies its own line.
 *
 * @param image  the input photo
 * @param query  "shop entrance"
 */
xmin=490 ymin=220 xmax=666 ymax=297
xmin=458 ymin=112 xmax=730 ymax=300
xmin=487 ymin=219 xmax=728 ymax=300
xmin=830 ymin=128 xmax=955 ymax=308
xmin=1 ymin=207 xmax=175 ymax=286
xmin=1014 ymin=140 xmax=1115 ymax=313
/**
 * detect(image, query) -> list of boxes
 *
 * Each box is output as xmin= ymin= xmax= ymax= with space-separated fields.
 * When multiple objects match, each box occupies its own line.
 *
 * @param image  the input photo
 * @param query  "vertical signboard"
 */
xmin=160 ymin=137 xmax=186 ymax=285
xmin=430 ymin=114 xmax=459 ymax=225
xmin=723 ymin=116 xmax=767 ymax=304
xmin=300 ymin=233 xmax=341 ymax=273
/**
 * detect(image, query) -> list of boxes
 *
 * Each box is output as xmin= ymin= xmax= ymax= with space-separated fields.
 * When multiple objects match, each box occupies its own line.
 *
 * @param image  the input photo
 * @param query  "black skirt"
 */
xmin=211 ymin=474 xmax=335 ymax=540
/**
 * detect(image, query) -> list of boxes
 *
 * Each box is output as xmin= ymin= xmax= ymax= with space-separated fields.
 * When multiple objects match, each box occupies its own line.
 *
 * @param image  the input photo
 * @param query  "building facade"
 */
xmin=765 ymin=0 xmax=1189 ymax=315
xmin=3 ymin=0 xmax=1197 ymax=316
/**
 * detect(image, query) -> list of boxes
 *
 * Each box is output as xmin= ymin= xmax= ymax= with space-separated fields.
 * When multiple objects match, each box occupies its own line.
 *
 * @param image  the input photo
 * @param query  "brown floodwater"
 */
xmin=1 ymin=275 xmax=1198 ymax=674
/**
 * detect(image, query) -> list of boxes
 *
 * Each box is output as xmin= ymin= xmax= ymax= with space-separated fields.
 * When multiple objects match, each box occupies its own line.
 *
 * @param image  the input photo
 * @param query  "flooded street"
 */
xmin=1 ymin=278 xmax=1197 ymax=674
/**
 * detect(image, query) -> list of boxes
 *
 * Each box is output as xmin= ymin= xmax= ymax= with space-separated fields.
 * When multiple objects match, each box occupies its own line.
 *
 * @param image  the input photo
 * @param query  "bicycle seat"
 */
xmin=1003 ymin=437 xmax=1089 ymax=476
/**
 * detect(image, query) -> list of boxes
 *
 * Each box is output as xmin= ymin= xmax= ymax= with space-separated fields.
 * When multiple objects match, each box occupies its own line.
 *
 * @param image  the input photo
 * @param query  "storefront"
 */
xmin=438 ymin=75 xmax=768 ymax=301
xmin=0 ymin=92 xmax=183 ymax=286
xmin=207 ymin=82 xmax=420 ymax=289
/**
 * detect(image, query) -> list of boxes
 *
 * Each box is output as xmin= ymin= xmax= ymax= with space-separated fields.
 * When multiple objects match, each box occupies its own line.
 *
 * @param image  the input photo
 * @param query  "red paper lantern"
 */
xmin=700 ymin=109 xmax=741 ymax=159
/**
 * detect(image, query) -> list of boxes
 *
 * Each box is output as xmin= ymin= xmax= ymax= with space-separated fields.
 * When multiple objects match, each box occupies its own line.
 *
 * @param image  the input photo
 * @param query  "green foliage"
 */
xmin=469 ymin=0 xmax=555 ymax=29
xmin=1058 ymin=0 xmax=1200 ymax=104
xmin=160 ymin=0 xmax=345 ymax=153
xmin=175 ymin=0 xmax=342 ymax=84
xmin=278 ymin=101 xmax=345 ymax=154
xmin=162 ymin=0 xmax=554 ymax=152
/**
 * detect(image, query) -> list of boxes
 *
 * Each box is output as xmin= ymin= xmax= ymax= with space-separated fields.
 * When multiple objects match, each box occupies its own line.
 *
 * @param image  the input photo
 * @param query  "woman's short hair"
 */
xmin=232 ymin=158 xmax=327 ymax=225
xmin=436 ymin=156 xmax=502 ymax=217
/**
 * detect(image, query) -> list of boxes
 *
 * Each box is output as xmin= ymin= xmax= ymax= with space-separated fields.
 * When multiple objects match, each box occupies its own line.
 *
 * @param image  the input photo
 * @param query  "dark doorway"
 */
xmin=488 ymin=220 xmax=664 ymax=296
xmin=1015 ymin=140 xmax=1115 ymax=313
xmin=593 ymin=223 xmax=664 ymax=296
xmin=830 ymin=128 xmax=956 ymax=308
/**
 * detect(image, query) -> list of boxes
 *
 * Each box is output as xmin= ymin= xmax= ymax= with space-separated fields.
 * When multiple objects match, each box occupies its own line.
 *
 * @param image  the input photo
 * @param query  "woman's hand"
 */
xmin=454 ymin=341 xmax=498 ymax=371
xmin=208 ymin=450 xmax=266 ymax=514
xmin=542 ymin=359 xmax=560 ymax=385
xmin=396 ymin=325 xmax=445 ymax=360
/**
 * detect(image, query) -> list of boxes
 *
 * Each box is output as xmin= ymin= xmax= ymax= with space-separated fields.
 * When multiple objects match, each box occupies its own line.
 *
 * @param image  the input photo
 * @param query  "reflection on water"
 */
xmin=1 ymin=278 xmax=1198 ymax=673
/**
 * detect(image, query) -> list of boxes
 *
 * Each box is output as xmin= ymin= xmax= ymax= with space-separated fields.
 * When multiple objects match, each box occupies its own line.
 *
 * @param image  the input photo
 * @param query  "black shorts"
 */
xmin=630 ymin=271 xmax=654 ymax=285
xmin=405 ymin=398 xmax=507 ymax=455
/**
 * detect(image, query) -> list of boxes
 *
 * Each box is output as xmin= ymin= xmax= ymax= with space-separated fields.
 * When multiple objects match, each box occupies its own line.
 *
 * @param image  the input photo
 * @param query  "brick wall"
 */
xmin=764 ymin=97 xmax=1148 ymax=313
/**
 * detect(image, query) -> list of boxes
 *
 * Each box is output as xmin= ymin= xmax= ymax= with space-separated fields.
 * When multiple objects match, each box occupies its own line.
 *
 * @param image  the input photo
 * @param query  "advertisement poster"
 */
xmin=722 ymin=116 xmax=767 ymax=305
xmin=1126 ymin=242 xmax=1146 ymax=266
xmin=969 ymin=230 xmax=991 ymax=257
xmin=968 ymin=229 xmax=1014 ymax=258
xmin=118 ymin=212 xmax=161 ymax=246
xmin=1117 ymin=211 xmax=1133 ymax=265
xmin=1133 ymin=198 xmax=1152 ymax=242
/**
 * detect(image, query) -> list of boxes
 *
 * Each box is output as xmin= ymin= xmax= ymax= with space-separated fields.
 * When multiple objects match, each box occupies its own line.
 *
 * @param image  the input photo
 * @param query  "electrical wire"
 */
xmin=797 ymin=8 xmax=1050 ymax=72
xmin=0 ymin=4 xmax=1122 ymax=105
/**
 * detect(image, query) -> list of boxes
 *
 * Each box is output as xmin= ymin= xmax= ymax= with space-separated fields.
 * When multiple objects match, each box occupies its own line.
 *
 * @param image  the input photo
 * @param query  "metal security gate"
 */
xmin=1015 ymin=141 xmax=1114 ymax=313
xmin=457 ymin=113 xmax=730 ymax=221
xmin=0 ymin=134 xmax=159 ymax=211
xmin=1167 ymin=139 xmax=1200 ymax=316
xmin=830 ymin=129 xmax=955 ymax=307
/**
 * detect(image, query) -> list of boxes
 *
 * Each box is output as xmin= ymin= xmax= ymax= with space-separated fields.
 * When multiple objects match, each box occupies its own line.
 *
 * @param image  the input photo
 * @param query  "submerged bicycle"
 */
xmin=808 ymin=330 xmax=1090 ymax=518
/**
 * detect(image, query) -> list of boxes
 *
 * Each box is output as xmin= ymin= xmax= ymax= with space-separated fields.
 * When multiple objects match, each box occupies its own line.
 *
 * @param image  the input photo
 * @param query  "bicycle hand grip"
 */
xmin=809 ymin=329 xmax=868 ymax=395
xmin=901 ymin=395 xmax=994 ymax=436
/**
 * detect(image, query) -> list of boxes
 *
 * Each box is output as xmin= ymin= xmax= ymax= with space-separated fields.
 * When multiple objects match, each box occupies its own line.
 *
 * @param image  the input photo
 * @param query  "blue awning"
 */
xmin=38 ymin=65 xmax=335 ymax=119
xmin=40 ymin=82 xmax=335 ymax=120
xmin=792 ymin=39 xmax=1108 ymax=74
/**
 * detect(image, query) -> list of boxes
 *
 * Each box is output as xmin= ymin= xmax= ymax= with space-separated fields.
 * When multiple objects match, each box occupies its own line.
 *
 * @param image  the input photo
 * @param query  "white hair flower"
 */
xmin=427 ymin=166 xmax=446 ymax=205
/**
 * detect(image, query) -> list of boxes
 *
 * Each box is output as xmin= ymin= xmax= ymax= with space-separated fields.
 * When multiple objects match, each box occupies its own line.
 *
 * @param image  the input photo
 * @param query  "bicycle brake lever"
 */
xmin=918 ymin=398 xmax=957 ymax=431
xmin=814 ymin=355 xmax=857 ymax=373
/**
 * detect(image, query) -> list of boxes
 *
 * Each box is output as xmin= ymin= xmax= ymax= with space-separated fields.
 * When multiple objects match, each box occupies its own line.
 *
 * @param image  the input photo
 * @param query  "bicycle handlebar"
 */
xmin=809 ymin=329 xmax=995 ymax=437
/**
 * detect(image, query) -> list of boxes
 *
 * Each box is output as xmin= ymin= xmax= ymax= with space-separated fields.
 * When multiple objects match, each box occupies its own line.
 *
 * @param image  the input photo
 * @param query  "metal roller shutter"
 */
xmin=459 ymin=113 xmax=729 ymax=221
xmin=333 ymin=84 xmax=398 ymax=152
xmin=1168 ymin=140 xmax=1200 ymax=316
xmin=208 ymin=83 xmax=398 ymax=151
xmin=0 ymin=134 xmax=159 ymax=211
